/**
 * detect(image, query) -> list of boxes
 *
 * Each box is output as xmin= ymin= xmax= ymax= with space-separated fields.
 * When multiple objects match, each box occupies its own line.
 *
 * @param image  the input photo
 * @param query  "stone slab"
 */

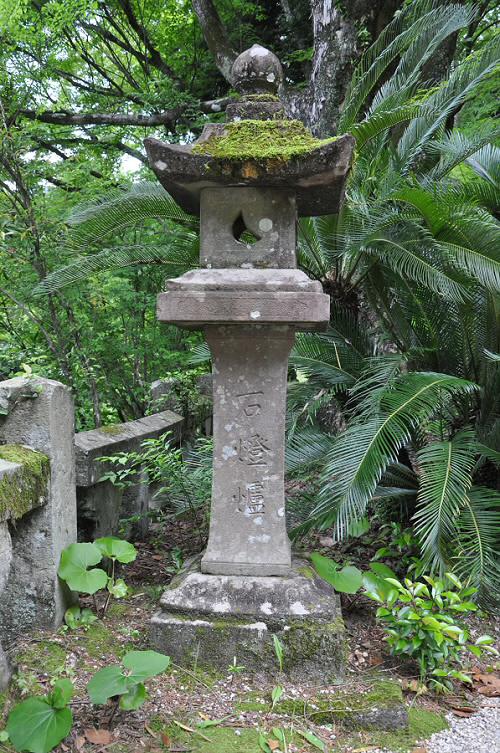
xmin=75 ymin=410 xmax=183 ymax=487
xmin=0 ymin=449 xmax=49 ymax=523
xmin=157 ymin=290 xmax=330 ymax=328
xmin=165 ymin=268 xmax=322 ymax=292
xmin=150 ymin=559 xmax=346 ymax=680
xmin=0 ymin=641 xmax=10 ymax=691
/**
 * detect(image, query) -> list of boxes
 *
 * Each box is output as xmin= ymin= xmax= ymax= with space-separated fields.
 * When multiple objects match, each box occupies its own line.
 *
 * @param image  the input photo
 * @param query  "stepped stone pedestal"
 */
xmin=147 ymin=44 xmax=355 ymax=679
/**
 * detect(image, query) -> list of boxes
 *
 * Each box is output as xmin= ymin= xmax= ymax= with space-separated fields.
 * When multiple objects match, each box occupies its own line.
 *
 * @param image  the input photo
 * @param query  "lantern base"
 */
xmin=149 ymin=557 xmax=347 ymax=681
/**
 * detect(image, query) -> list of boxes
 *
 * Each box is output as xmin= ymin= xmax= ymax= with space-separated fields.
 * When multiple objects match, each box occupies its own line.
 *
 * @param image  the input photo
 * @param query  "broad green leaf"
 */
xmin=475 ymin=635 xmax=495 ymax=646
xmin=296 ymin=729 xmax=327 ymax=752
xmin=329 ymin=565 xmax=363 ymax=594
xmin=107 ymin=578 xmax=128 ymax=598
xmin=271 ymin=685 xmax=284 ymax=708
xmin=87 ymin=665 xmax=129 ymax=705
xmin=310 ymin=553 xmax=339 ymax=584
xmin=50 ymin=679 xmax=73 ymax=709
xmin=122 ymin=650 xmax=170 ymax=682
xmin=95 ymin=537 xmax=137 ymax=564
xmin=363 ymin=571 xmax=393 ymax=601
xmin=7 ymin=698 xmax=73 ymax=753
xmin=369 ymin=562 xmax=397 ymax=580
xmin=119 ymin=682 xmax=147 ymax=710
xmin=58 ymin=543 xmax=107 ymax=595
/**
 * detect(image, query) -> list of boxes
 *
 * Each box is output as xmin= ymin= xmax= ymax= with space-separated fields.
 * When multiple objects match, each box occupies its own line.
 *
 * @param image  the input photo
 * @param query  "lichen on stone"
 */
xmin=0 ymin=444 xmax=50 ymax=522
xmin=192 ymin=120 xmax=337 ymax=161
xmin=98 ymin=424 xmax=124 ymax=436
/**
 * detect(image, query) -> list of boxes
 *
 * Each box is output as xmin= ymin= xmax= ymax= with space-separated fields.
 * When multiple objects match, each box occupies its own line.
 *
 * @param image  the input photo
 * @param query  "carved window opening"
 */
xmin=232 ymin=212 xmax=261 ymax=245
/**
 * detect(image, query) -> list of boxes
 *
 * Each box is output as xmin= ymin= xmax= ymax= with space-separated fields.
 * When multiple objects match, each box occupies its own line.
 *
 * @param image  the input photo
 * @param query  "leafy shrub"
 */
xmin=7 ymin=679 xmax=74 ymax=753
xmin=365 ymin=572 xmax=498 ymax=691
xmin=87 ymin=650 xmax=170 ymax=710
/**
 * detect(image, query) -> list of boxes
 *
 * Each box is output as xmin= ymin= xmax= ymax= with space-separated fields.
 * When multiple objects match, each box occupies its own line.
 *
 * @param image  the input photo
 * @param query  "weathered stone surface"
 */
xmin=231 ymin=44 xmax=283 ymax=95
xmin=145 ymin=132 xmax=355 ymax=217
xmin=0 ymin=447 xmax=49 ymax=523
xmin=76 ymin=481 xmax=123 ymax=540
xmin=0 ymin=522 xmax=12 ymax=594
xmin=166 ymin=268 xmax=320 ymax=291
xmin=200 ymin=187 xmax=296 ymax=269
xmin=0 ymin=641 xmax=10 ymax=691
xmin=157 ymin=269 xmax=329 ymax=331
xmin=150 ymin=378 xmax=181 ymax=412
xmin=151 ymin=559 xmax=346 ymax=679
xmin=0 ymin=377 xmax=77 ymax=642
xmin=274 ymin=677 xmax=408 ymax=730
xmin=75 ymin=410 xmax=183 ymax=487
xmin=201 ymin=326 xmax=294 ymax=576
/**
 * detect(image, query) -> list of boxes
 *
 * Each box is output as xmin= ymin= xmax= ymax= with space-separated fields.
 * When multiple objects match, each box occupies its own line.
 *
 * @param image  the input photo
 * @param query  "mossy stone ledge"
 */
xmin=192 ymin=119 xmax=338 ymax=161
xmin=0 ymin=444 xmax=50 ymax=522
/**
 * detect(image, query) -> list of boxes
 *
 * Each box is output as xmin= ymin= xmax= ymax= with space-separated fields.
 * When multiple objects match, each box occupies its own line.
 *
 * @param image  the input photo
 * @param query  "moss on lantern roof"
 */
xmin=192 ymin=119 xmax=337 ymax=161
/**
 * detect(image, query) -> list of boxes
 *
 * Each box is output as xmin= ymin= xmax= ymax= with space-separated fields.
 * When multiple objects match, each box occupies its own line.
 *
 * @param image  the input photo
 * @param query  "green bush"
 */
xmin=365 ymin=572 xmax=498 ymax=691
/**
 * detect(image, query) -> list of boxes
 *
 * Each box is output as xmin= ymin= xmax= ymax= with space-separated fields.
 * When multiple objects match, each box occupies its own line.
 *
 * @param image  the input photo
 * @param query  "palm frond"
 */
xmin=339 ymin=1 xmax=474 ymax=130
xmin=65 ymin=183 xmax=196 ymax=250
xmin=188 ymin=341 xmax=211 ymax=365
xmin=306 ymin=372 xmax=477 ymax=536
xmin=397 ymin=36 xmax=500 ymax=171
xmin=455 ymin=486 xmax=500 ymax=609
xmin=34 ymin=233 xmax=199 ymax=294
xmin=413 ymin=430 xmax=476 ymax=571
xmin=286 ymin=427 xmax=333 ymax=474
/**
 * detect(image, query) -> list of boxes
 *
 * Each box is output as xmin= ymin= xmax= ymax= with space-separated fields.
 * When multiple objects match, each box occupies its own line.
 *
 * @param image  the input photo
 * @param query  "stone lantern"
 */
xmin=146 ymin=45 xmax=355 ymax=679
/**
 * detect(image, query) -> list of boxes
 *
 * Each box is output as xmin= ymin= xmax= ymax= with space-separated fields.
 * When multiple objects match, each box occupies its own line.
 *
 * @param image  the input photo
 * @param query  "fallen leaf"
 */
xmin=411 ymin=748 xmax=428 ymax=753
xmin=75 ymin=736 xmax=86 ymax=751
xmin=84 ymin=728 xmax=113 ymax=745
xmin=353 ymin=747 xmax=379 ymax=752
xmin=268 ymin=740 xmax=280 ymax=751
xmin=452 ymin=709 xmax=476 ymax=717
xmin=161 ymin=733 xmax=172 ymax=746
xmin=145 ymin=724 xmax=160 ymax=740
xmin=473 ymin=673 xmax=500 ymax=688
xmin=368 ymin=654 xmax=384 ymax=666
xmin=477 ymin=685 xmax=500 ymax=697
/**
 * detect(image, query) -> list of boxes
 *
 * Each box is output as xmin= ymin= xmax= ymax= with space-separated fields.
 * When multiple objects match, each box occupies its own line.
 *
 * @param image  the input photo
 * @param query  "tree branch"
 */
xmin=19 ymin=109 xmax=181 ymax=127
xmin=192 ymin=0 xmax=237 ymax=83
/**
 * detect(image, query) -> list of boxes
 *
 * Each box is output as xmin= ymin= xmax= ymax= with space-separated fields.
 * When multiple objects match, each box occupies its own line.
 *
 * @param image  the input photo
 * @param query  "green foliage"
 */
xmin=64 ymin=606 xmax=98 ymax=630
xmin=87 ymin=650 xmax=170 ymax=710
xmin=58 ymin=538 xmax=137 ymax=616
xmin=310 ymin=553 xmax=364 ymax=594
xmin=58 ymin=543 xmax=108 ymax=595
xmin=7 ymin=679 xmax=74 ymax=753
xmin=365 ymin=572 xmax=498 ymax=690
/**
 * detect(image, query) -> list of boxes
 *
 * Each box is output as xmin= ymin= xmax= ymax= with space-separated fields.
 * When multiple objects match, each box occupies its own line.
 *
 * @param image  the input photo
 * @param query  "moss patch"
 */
xmin=341 ymin=708 xmax=448 ymax=752
xmin=98 ymin=424 xmax=124 ymax=436
xmin=0 ymin=444 xmax=50 ymax=521
xmin=16 ymin=639 xmax=66 ymax=675
xmin=192 ymin=120 xmax=337 ymax=161
xmin=164 ymin=725 xmax=318 ymax=753
xmin=78 ymin=620 xmax=128 ymax=661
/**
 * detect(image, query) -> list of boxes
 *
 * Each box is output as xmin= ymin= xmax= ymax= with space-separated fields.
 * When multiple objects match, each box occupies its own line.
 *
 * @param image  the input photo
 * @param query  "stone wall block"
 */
xmin=0 ymin=377 xmax=77 ymax=642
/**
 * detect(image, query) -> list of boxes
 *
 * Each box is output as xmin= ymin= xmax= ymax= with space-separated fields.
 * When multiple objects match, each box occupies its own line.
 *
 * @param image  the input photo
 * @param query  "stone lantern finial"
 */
xmin=231 ymin=44 xmax=283 ymax=95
